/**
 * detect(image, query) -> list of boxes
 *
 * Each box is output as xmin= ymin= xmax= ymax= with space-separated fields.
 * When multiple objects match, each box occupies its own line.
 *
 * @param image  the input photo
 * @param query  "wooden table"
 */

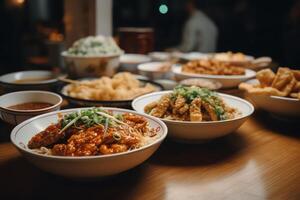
xmin=0 ymin=110 xmax=299 ymax=200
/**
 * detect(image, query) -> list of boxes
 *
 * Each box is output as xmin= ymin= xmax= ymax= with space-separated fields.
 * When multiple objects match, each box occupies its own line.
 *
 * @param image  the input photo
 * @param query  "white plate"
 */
xmin=10 ymin=107 xmax=167 ymax=178
xmin=148 ymin=52 xmax=171 ymax=61
xmin=120 ymin=54 xmax=151 ymax=72
xmin=172 ymin=65 xmax=256 ymax=89
xmin=138 ymin=62 xmax=173 ymax=80
xmin=244 ymin=79 xmax=300 ymax=117
xmin=132 ymin=91 xmax=254 ymax=141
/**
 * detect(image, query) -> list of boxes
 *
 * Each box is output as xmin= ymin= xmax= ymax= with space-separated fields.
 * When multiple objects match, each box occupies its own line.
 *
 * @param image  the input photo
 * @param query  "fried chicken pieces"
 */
xmin=28 ymin=113 xmax=154 ymax=156
xmin=239 ymin=67 xmax=300 ymax=99
xmin=182 ymin=59 xmax=245 ymax=75
xmin=144 ymin=93 xmax=236 ymax=122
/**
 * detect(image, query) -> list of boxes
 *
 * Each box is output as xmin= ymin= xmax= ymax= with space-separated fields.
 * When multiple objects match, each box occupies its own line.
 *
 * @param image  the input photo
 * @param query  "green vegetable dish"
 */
xmin=66 ymin=36 xmax=123 ymax=56
xmin=144 ymin=85 xmax=240 ymax=121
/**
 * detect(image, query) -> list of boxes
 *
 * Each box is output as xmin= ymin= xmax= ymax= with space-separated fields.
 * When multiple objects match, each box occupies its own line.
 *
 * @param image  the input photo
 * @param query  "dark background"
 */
xmin=0 ymin=0 xmax=299 ymax=75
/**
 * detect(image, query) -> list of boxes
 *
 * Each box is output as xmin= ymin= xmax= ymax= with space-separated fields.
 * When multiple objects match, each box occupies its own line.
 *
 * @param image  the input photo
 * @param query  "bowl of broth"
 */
xmin=0 ymin=91 xmax=63 ymax=126
xmin=0 ymin=70 xmax=65 ymax=92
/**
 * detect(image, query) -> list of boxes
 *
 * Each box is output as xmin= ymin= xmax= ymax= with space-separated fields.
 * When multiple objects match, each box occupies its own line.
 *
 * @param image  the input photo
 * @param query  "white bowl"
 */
xmin=0 ymin=91 xmax=62 ymax=126
xmin=243 ymin=79 xmax=300 ymax=117
xmin=61 ymin=51 xmax=123 ymax=78
xmin=0 ymin=70 xmax=64 ymax=92
xmin=148 ymin=52 xmax=171 ymax=61
xmin=154 ymin=79 xmax=178 ymax=90
xmin=177 ymin=52 xmax=211 ymax=61
xmin=120 ymin=54 xmax=151 ymax=72
xmin=10 ymin=107 xmax=167 ymax=178
xmin=172 ymin=64 xmax=256 ymax=88
xmin=138 ymin=62 xmax=173 ymax=80
xmin=132 ymin=91 xmax=254 ymax=141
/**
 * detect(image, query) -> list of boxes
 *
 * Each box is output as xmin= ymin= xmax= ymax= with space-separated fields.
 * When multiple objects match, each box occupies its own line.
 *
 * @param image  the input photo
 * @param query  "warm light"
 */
xmin=7 ymin=0 xmax=25 ymax=7
xmin=159 ymin=4 xmax=168 ymax=14
xmin=15 ymin=0 xmax=24 ymax=4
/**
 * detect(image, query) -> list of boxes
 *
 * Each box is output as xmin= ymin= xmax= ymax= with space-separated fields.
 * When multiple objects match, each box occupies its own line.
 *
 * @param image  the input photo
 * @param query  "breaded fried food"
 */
xmin=239 ymin=67 xmax=300 ymax=99
xmin=149 ymin=94 xmax=171 ymax=117
xmin=271 ymin=68 xmax=296 ymax=96
xmin=292 ymin=70 xmax=300 ymax=81
xmin=189 ymin=98 xmax=202 ymax=121
xmin=182 ymin=59 xmax=245 ymax=75
xmin=202 ymin=102 xmax=218 ymax=121
xmin=145 ymin=86 xmax=239 ymax=121
xmin=144 ymin=101 xmax=157 ymax=114
xmin=256 ymin=69 xmax=275 ymax=87
xmin=63 ymin=72 xmax=156 ymax=101
xmin=174 ymin=95 xmax=186 ymax=111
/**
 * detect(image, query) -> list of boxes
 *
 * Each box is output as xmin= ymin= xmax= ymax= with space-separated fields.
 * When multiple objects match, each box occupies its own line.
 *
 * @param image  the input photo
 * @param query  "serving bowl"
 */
xmin=138 ymin=62 xmax=173 ymax=80
xmin=61 ymin=51 xmax=123 ymax=78
xmin=120 ymin=54 xmax=151 ymax=73
xmin=0 ymin=91 xmax=62 ymax=126
xmin=0 ymin=70 xmax=64 ymax=92
xmin=10 ymin=107 xmax=168 ymax=178
xmin=243 ymin=79 xmax=300 ymax=118
xmin=172 ymin=64 xmax=256 ymax=89
xmin=179 ymin=78 xmax=222 ymax=90
xmin=148 ymin=52 xmax=171 ymax=61
xmin=132 ymin=91 xmax=254 ymax=141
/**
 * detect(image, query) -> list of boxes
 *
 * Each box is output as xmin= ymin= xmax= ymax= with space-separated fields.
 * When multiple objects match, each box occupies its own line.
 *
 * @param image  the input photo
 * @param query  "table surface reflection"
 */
xmin=0 ymin=110 xmax=299 ymax=200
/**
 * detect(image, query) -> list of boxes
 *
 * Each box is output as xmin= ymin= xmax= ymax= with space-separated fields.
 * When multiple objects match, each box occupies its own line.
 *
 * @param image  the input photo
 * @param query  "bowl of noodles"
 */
xmin=10 ymin=107 xmax=167 ymax=178
xmin=132 ymin=86 xmax=254 ymax=141
xmin=59 ymin=72 xmax=163 ymax=108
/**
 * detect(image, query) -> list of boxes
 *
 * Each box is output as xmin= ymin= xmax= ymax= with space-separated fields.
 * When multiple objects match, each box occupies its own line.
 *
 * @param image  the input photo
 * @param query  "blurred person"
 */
xmin=175 ymin=0 xmax=218 ymax=52
xmin=284 ymin=0 xmax=300 ymax=68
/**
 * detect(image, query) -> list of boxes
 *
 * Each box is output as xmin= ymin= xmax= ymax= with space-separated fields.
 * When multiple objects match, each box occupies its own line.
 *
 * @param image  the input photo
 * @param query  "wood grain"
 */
xmin=0 ymin=111 xmax=299 ymax=200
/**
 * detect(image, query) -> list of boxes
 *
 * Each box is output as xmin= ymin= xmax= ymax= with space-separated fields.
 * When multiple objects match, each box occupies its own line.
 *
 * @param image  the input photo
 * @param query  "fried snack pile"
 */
xmin=239 ymin=67 xmax=300 ymax=99
xmin=63 ymin=72 xmax=156 ymax=100
xmin=182 ymin=59 xmax=245 ymax=75
xmin=145 ymin=86 xmax=239 ymax=121
xmin=28 ymin=108 xmax=158 ymax=156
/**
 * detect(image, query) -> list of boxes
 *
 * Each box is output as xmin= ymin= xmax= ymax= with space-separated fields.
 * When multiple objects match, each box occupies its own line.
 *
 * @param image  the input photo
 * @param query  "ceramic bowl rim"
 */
xmin=0 ymin=90 xmax=63 ymax=113
xmin=61 ymin=51 xmax=124 ymax=59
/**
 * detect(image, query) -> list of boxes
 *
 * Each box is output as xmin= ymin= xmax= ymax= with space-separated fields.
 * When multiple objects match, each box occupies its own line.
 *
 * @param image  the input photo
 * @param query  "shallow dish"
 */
xmin=243 ymin=79 xmax=300 ymax=118
xmin=172 ymin=64 xmax=256 ymax=88
xmin=0 ymin=70 xmax=64 ymax=92
xmin=138 ymin=62 xmax=173 ymax=80
xmin=179 ymin=78 xmax=222 ymax=90
xmin=120 ymin=54 xmax=151 ymax=73
xmin=59 ymin=79 xmax=163 ymax=108
xmin=132 ymin=91 xmax=254 ymax=141
xmin=148 ymin=52 xmax=171 ymax=61
xmin=10 ymin=107 xmax=167 ymax=178
xmin=0 ymin=91 xmax=62 ymax=126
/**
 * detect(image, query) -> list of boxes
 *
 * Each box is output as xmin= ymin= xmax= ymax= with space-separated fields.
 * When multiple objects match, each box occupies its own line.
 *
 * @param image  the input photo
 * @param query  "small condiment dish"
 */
xmin=0 ymin=91 xmax=63 ymax=126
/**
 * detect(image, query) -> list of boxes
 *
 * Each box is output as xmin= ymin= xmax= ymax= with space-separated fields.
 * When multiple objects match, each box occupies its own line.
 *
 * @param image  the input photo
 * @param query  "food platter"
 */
xmin=173 ymin=64 xmax=256 ymax=88
xmin=59 ymin=78 xmax=163 ymax=108
xmin=10 ymin=107 xmax=167 ymax=177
